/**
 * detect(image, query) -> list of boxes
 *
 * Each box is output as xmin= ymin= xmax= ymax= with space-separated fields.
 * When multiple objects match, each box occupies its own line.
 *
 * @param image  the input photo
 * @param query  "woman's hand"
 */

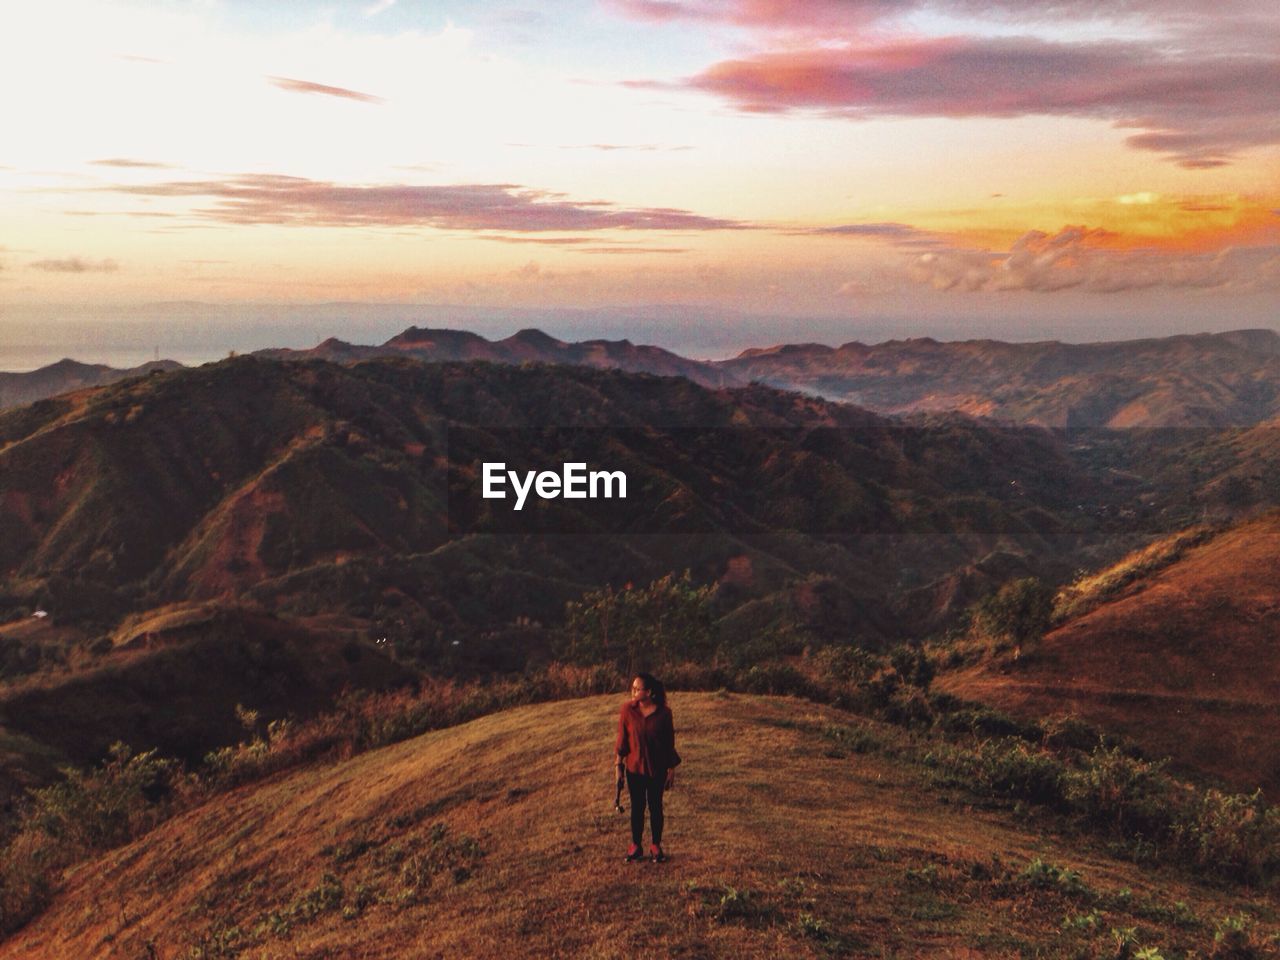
xmin=665 ymin=769 xmax=675 ymax=790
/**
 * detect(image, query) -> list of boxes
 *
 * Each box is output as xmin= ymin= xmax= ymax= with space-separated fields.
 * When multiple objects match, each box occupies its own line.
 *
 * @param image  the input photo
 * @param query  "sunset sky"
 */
xmin=2 ymin=0 xmax=1278 ymax=357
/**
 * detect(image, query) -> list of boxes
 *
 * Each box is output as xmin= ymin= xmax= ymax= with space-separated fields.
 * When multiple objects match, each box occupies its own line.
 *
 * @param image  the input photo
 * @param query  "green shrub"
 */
xmin=1212 ymin=913 xmax=1264 ymax=960
xmin=971 ymin=577 xmax=1054 ymax=648
xmin=563 ymin=571 xmax=716 ymax=671
xmin=1 ymin=741 xmax=179 ymax=936
xmin=1065 ymin=746 xmax=1175 ymax=838
xmin=25 ymin=742 xmax=176 ymax=852
xmin=1019 ymin=858 xmax=1088 ymax=898
xmin=888 ymin=645 xmax=935 ymax=691
xmin=740 ymin=663 xmax=815 ymax=698
xmin=966 ymin=739 xmax=1067 ymax=806
xmin=1176 ymin=790 xmax=1280 ymax=883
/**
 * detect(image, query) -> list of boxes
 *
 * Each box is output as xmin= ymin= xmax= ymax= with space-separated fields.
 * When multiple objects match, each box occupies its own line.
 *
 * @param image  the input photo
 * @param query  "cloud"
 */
xmin=482 ymin=236 xmax=598 ymax=245
xmin=613 ymin=0 xmax=1279 ymax=168
xmin=364 ymin=0 xmax=396 ymax=16
xmin=611 ymin=0 xmax=1275 ymax=39
xmin=678 ymin=38 xmax=1280 ymax=168
xmin=562 ymin=143 xmax=693 ymax=152
xmin=800 ymin=221 xmax=943 ymax=248
xmin=267 ymin=76 xmax=385 ymax=104
xmin=907 ymin=226 xmax=1280 ymax=293
xmin=90 ymin=158 xmax=173 ymax=169
xmin=100 ymin=174 xmax=750 ymax=232
xmin=29 ymin=257 xmax=119 ymax=273
xmin=576 ymin=246 xmax=690 ymax=254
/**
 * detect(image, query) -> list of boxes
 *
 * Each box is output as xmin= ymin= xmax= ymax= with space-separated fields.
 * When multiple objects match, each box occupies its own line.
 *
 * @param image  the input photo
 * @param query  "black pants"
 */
xmin=626 ymin=770 xmax=667 ymax=846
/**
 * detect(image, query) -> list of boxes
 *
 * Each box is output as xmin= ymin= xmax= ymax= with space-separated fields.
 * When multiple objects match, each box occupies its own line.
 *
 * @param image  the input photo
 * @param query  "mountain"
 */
xmin=0 ymin=356 xmax=1124 ymax=656
xmin=12 ymin=328 xmax=1280 ymax=430
xmin=717 ymin=329 xmax=1280 ymax=427
xmin=0 ymin=604 xmax=413 ymax=772
xmin=941 ymin=511 xmax=1280 ymax=795
xmin=1 ymin=693 xmax=1266 ymax=959
xmin=0 ymin=359 xmax=182 ymax=411
xmin=255 ymin=326 xmax=741 ymax=389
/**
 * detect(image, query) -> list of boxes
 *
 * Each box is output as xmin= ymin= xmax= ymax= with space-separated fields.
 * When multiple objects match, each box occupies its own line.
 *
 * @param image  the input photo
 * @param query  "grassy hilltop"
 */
xmin=1 ymin=692 xmax=1275 ymax=959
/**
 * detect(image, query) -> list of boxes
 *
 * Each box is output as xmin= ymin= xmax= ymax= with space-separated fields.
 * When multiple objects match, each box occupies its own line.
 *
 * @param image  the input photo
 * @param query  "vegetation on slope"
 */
xmin=2 ymin=691 xmax=1277 ymax=958
xmin=940 ymin=511 xmax=1280 ymax=796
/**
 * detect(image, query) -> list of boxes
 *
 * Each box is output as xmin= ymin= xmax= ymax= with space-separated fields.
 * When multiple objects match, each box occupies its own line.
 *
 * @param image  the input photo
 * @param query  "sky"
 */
xmin=1 ymin=0 xmax=1277 ymax=360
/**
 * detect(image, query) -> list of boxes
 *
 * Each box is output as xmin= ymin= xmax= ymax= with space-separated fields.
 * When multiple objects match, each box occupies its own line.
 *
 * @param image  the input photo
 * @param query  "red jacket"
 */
xmin=615 ymin=701 xmax=681 ymax=776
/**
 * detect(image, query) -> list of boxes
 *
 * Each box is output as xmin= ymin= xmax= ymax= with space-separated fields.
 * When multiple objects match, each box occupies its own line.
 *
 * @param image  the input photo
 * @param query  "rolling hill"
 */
xmin=717 ymin=329 xmax=1280 ymax=428
xmin=0 ymin=359 xmax=182 ymax=412
xmin=255 ymin=325 xmax=740 ymax=390
xmin=10 ymin=328 xmax=1280 ymax=430
xmin=0 ymin=355 xmax=1155 ymax=802
xmin=0 ymin=356 xmax=1122 ymax=653
xmin=2 ymin=692 xmax=1271 ymax=959
xmin=941 ymin=510 xmax=1280 ymax=796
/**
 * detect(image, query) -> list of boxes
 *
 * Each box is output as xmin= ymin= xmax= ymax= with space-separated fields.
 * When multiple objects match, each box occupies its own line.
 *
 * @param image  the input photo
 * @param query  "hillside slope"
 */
xmin=718 ymin=329 xmax=1280 ymax=427
xmin=255 ymin=325 xmax=740 ymax=390
xmin=12 ymin=329 xmax=1280 ymax=430
xmin=1 ymin=693 xmax=1269 ymax=959
xmin=0 ymin=360 xmax=182 ymax=412
xmin=0 ymin=357 xmax=1119 ymax=652
xmin=941 ymin=511 xmax=1280 ymax=795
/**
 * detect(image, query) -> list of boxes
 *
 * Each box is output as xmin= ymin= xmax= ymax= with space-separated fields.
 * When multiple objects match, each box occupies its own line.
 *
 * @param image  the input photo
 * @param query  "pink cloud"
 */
xmin=91 ymin=158 xmax=174 ymax=169
xmin=612 ymin=0 xmax=1279 ymax=168
xmin=680 ymin=38 xmax=1280 ymax=168
xmin=267 ymin=76 xmax=385 ymax=104
xmin=100 ymin=175 xmax=750 ymax=232
xmin=611 ymin=0 xmax=1274 ymax=37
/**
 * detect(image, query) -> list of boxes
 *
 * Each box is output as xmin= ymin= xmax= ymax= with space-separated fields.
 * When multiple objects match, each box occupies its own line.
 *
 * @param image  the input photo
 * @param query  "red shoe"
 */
xmin=625 ymin=844 xmax=644 ymax=862
xmin=650 ymin=844 xmax=667 ymax=863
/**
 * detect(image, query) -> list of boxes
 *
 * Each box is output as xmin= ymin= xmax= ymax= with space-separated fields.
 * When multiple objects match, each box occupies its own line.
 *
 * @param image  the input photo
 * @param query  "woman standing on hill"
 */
xmin=614 ymin=672 xmax=681 ymax=863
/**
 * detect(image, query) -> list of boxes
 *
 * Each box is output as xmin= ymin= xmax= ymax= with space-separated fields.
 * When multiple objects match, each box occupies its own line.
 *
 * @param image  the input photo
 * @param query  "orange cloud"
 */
xmin=909 ymin=226 xmax=1280 ymax=293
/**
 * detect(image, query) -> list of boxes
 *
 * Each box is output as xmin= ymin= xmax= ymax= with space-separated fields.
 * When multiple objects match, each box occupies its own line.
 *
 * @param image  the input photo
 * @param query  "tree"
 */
xmin=563 ymin=571 xmax=716 ymax=671
xmin=971 ymin=577 xmax=1054 ymax=653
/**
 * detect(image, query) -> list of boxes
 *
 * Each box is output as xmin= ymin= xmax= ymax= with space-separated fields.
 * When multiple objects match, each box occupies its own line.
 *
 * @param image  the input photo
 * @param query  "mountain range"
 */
xmin=9 ymin=326 xmax=1280 ymax=428
xmin=4 ymin=330 xmax=1280 ymax=951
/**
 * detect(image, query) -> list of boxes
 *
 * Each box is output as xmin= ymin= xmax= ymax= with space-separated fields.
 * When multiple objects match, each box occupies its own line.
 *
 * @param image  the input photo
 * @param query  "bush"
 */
xmin=740 ymin=663 xmax=815 ymax=698
xmin=1064 ymin=746 xmax=1176 ymax=838
xmin=964 ymin=739 xmax=1068 ymax=806
xmin=971 ymin=577 xmax=1053 ymax=649
xmin=24 ymin=742 xmax=177 ymax=852
xmin=1175 ymin=790 xmax=1280 ymax=884
xmin=1211 ymin=914 xmax=1265 ymax=960
xmin=1 ymin=741 xmax=182 ymax=936
xmin=1019 ymin=858 xmax=1088 ymax=898
xmin=563 ymin=571 xmax=716 ymax=671
xmin=888 ymin=644 xmax=935 ymax=691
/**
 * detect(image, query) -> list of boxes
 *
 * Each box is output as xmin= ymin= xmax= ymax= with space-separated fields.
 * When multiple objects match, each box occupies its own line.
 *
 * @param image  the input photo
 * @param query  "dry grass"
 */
xmin=1052 ymin=525 xmax=1220 ymax=624
xmin=943 ymin=512 xmax=1280 ymax=796
xmin=1 ymin=693 xmax=1274 ymax=959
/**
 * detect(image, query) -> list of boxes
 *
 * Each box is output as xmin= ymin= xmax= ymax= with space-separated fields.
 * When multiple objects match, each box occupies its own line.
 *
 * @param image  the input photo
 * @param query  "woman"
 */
xmin=614 ymin=672 xmax=681 ymax=863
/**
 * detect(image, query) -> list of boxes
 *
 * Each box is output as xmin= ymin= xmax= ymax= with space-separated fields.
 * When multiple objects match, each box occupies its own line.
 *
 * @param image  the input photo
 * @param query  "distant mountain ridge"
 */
xmin=255 ymin=325 xmax=740 ymax=389
xmin=0 ymin=359 xmax=181 ymax=410
xmin=0 ymin=356 xmax=1123 ymax=650
xmin=8 ymin=327 xmax=1280 ymax=427
xmin=717 ymin=329 xmax=1280 ymax=427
